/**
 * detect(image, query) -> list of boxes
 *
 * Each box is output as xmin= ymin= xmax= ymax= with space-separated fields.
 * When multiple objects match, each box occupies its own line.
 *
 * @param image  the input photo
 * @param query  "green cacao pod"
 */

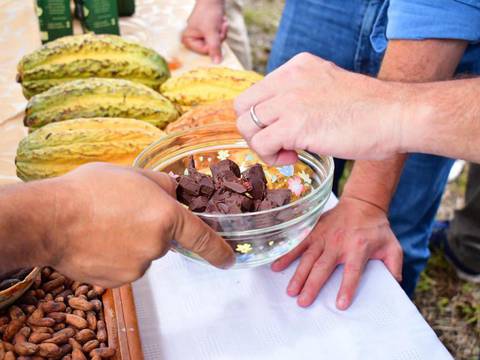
xmin=17 ymin=33 xmax=170 ymax=98
xmin=16 ymin=117 xmax=164 ymax=181
xmin=24 ymin=78 xmax=180 ymax=130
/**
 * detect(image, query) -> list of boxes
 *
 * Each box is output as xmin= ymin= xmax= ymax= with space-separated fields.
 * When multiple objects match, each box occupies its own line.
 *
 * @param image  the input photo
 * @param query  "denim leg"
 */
xmin=389 ymin=154 xmax=455 ymax=296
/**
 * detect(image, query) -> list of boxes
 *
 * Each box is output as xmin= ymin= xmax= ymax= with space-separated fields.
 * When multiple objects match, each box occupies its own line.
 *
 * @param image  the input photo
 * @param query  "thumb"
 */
xmin=205 ymin=30 xmax=222 ymax=64
xmin=382 ymin=244 xmax=403 ymax=283
xmin=172 ymin=204 xmax=235 ymax=269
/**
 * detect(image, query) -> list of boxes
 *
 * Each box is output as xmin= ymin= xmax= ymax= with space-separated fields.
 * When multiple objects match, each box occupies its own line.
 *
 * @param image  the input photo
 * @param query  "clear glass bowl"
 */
xmin=134 ymin=124 xmax=334 ymax=269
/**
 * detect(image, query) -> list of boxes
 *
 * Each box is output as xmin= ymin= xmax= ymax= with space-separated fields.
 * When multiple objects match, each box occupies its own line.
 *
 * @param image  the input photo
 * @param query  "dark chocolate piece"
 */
xmin=264 ymin=189 xmax=292 ymax=207
xmin=177 ymin=176 xmax=201 ymax=196
xmin=189 ymin=196 xmax=209 ymax=212
xmin=242 ymin=164 xmax=267 ymax=200
xmin=210 ymin=159 xmax=241 ymax=184
xmin=223 ymin=180 xmax=248 ymax=194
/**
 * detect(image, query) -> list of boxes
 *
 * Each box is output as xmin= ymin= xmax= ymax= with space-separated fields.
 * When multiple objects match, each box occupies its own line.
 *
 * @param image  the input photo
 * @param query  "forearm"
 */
xmin=344 ymin=39 xmax=467 ymax=209
xmin=401 ymin=78 xmax=480 ymax=162
xmin=0 ymin=181 xmax=57 ymax=274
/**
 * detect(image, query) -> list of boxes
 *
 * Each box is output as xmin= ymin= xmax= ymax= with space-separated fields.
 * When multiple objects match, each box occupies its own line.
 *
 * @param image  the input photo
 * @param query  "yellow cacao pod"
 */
xmin=16 ymin=117 xmax=164 ymax=181
xmin=160 ymin=67 xmax=263 ymax=107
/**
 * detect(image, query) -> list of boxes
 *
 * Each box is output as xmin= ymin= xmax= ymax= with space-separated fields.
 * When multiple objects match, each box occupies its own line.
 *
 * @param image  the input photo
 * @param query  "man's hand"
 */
xmin=271 ymin=196 xmax=403 ymax=310
xmin=235 ymin=53 xmax=407 ymax=165
xmin=182 ymin=0 xmax=228 ymax=64
xmin=43 ymin=163 xmax=234 ymax=288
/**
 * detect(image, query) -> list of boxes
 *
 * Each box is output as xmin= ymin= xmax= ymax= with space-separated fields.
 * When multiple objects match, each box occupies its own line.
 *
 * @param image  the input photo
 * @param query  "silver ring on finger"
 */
xmin=249 ymin=104 xmax=267 ymax=129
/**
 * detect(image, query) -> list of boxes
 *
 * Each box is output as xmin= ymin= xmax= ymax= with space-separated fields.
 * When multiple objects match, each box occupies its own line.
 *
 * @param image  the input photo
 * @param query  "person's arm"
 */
xmin=0 ymin=163 xmax=234 ymax=286
xmin=181 ymin=0 xmax=228 ymax=63
xmin=400 ymin=77 xmax=480 ymax=162
xmin=343 ymin=39 xmax=467 ymax=212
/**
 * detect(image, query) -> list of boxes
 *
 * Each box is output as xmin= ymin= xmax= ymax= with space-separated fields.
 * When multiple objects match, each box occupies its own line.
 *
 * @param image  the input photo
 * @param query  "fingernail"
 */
xmin=221 ymin=255 xmax=236 ymax=269
xmin=213 ymin=56 xmax=221 ymax=64
xmin=297 ymin=292 xmax=309 ymax=307
xmin=337 ymin=295 xmax=348 ymax=310
xmin=287 ymin=279 xmax=299 ymax=295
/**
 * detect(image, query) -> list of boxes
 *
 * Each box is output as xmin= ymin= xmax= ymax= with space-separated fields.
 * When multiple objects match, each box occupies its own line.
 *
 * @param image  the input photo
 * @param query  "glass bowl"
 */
xmin=134 ymin=124 xmax=333 ymax=269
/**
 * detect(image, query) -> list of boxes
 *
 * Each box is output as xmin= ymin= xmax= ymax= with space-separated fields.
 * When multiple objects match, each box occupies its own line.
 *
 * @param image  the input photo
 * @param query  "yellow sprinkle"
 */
xmin=236 ymin=243 xmax=253 ymax=254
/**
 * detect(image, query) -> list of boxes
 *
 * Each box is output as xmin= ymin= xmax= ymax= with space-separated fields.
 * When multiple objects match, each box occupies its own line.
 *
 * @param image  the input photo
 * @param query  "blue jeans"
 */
xmin=268 ymin=0 xmax=480 ymax=297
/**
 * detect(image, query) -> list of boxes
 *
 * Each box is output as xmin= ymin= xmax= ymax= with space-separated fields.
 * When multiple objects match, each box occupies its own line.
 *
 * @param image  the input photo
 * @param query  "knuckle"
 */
xmin=354 ymin=236 xmax=369 ymax=249
xmin=190 ymin=230 xmax=212 ymax=254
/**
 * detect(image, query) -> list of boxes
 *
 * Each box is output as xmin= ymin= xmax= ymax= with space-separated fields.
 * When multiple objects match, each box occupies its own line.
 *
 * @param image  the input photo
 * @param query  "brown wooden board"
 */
xmin=103 ymin=285 xmax=144 ymax=360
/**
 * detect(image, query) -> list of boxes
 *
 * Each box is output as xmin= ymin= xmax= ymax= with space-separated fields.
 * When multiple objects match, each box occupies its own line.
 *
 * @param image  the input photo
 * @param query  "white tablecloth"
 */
xmin=132 ymin=195 xmax=452 ymax=360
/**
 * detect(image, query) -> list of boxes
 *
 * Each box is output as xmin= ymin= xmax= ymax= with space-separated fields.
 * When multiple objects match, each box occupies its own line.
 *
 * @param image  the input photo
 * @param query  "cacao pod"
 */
xmin=160 ymin=67 xmax=263 ymax=107
xmin=17 ymin=34 xmax=170 ymax=98
xmin=16 ymin=118 xmax=164 ymax=181
xmin=165 ymin=100 xmax=237 ymax=134
xmin=25 ymin=78 xmax=179 ymax=129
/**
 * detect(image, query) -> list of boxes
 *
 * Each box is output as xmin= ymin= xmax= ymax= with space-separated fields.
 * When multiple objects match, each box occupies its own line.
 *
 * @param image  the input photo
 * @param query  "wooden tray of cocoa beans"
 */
xmin=0 ymin=267 xmax=143 ymax=360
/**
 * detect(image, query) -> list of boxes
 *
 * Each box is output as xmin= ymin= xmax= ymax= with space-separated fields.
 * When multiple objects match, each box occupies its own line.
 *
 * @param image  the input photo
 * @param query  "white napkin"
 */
xmin=132 ymin=195 xmax=452 ymax=360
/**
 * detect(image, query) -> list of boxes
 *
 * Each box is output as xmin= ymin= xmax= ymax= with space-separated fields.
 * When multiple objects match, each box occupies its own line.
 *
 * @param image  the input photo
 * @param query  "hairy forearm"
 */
xmin=0 ymin=181 xmax=56 ymax=274
xmin=343 ymin=39 xmax=467 ymax=209
xmin=401 ymin=78 xmax=480 ymax=162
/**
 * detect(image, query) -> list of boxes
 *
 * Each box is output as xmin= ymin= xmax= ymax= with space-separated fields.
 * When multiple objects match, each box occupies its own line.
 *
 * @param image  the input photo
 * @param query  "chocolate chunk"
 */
xmin=198 ymin=176 xmax=215 ymax=197
xmin=264 ymin=189 xmax=292 ymax=207
xmin=210 ymin=159 xmax=241 ymax=183
xmin=177 ymin=176 xmax=201 ymax=196
xmin=223 ymin=180 xmax=248 ymax=194
xmin=189 ymin=196 xmax=209 ymax=212
xmin=242 ymin=164 xmax=267 ymax=200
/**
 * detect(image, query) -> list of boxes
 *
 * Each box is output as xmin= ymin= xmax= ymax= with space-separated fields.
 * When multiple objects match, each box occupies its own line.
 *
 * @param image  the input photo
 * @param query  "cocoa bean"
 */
xmin=70 ymin=282 xmax=81 ymax=292
xmin=68 ymin=298 xmax=93 ymax=312
xmin=86 ymin=290 xmax=97 ymax=300
xmin=96 ymin=321 xmax=107 ymax=343
xmin=33 ymin=273 xmax=42 ymax=289
xmin=2 ymin=342 xmax=14 ymax=352
xmin=85 ymin=312 xmax=96 ymax=332
xmin=19 ymin=306 xmax=36 ymax=315
xmin=0 ymin=324 xmax=7 ymax=336
xmin=4 ymin=350 xmax=15 ymax=360
xmin=62 ymin=355 xmax=72 ymax=360
xmin=65 ymin=308 xmax=72 ymax=314
xmin=57 ymin=290 xmax=73 ymax=300
xmin=53 ymin=323 xmax=66 ymax=332
xmin=42 ymin=277 xmax=65 ymax=293
xmin=27 ymin=317 xmax=55 ymax=328
xmin=3 ymin=319 xmax=24 ymax=342
xmin=72 ymin=310 xmax=85 ymax=319
xmin=13 ymin=327 xmax=30 ymax=344
xmin=48 ymin=312 xmax=66 ymax=324
xmin=41 ymin=301 xmax=65 ymax=314
xmin=82 ymin=339 xmax=99 ymax=353
xmin=91 ymin=357 xmax=101 ymax=360
xmin=37 ymin=343 xmax=62 ymax=357
xmin=74 ymin=286 xmax=88 ymax=297
xmin=68 ymin=338 xmax=82 ymax=351
xmin=28 ymin=332 xmax=52 ymax=344
xmin=14 ymin=342 xmax=38 ymax=356
xmin=90 ymin=300 xmax=102 ymax=313
xmin=54 ymin=297 xmax=65 ymax=303
xmin=51 ymin=286 xmax=65 ymax=297
xmin=54 ymin=328 xmax=75 ymax=339
xmin=48 ymin=272 xmax=62 ymax=280
xmin=28 ymin=327 xmax=53 ymax=335
xmin=74 ymin=329 xmax=95 ymax=344
xmin=30 ymin=356 xmax=45 ymax=360
xmin=43 ymin=294 xmax=53 ymax=301
xmin=29 ymin=308 xmax=43 ymax=321
xmin=8 ymin=306 xmax=26 ymax=322
xmin=34 ymin=290 xmax=45 ymax=299
xmin=59 ymin=343 xmax=72 ymax=356
xmin=92 ymin=286 xmax=105 ymax=297
xmin=65 ymin=315 xmax=87 ymax=330
xmin=41 ymin=268 xmax=52 ymax=280
xmin=89 ymin=347 xmax=115 ymax=358
xmin=71 ymin=349 xmax=86 ymax=360
xmin=44 ymin=332 xmax=68 ymax=345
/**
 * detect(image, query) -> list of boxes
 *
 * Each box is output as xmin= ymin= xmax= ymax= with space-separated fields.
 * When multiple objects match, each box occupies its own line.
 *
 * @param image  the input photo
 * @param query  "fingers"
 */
xmin=205 ymin=30 xmax=222 ymax=64
xmin=172 ymin=204 xmax=235 ymax=269
xmin=383 ymin=241 xmax=403 ymax=282
xmin=296 ymin=251 xmax=337 ymax=307
xmin=236 ymin=98 xmax=281 ymax=142
xmin=286 ymin=242 xmax=324 ymax=297
xmin=181 ymin=30 xmax=209 ymax=54
xmin=336 ymin=256 xmax=367 ymax=310
xmin=271 ymin=238 xmax=310 ymax=272
xmin=220 ymin=17 xmax=228 ymax=40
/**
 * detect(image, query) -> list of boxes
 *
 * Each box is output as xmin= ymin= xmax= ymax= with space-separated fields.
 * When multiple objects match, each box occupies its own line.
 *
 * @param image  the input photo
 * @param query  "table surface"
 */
xmin=0 ymin=1 xmax=452 ymax=359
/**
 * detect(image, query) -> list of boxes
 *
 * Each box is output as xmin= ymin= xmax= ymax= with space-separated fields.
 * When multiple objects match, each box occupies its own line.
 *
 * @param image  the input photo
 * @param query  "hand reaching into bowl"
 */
xmin=0 ymin=163 xmax=234 ymax=288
